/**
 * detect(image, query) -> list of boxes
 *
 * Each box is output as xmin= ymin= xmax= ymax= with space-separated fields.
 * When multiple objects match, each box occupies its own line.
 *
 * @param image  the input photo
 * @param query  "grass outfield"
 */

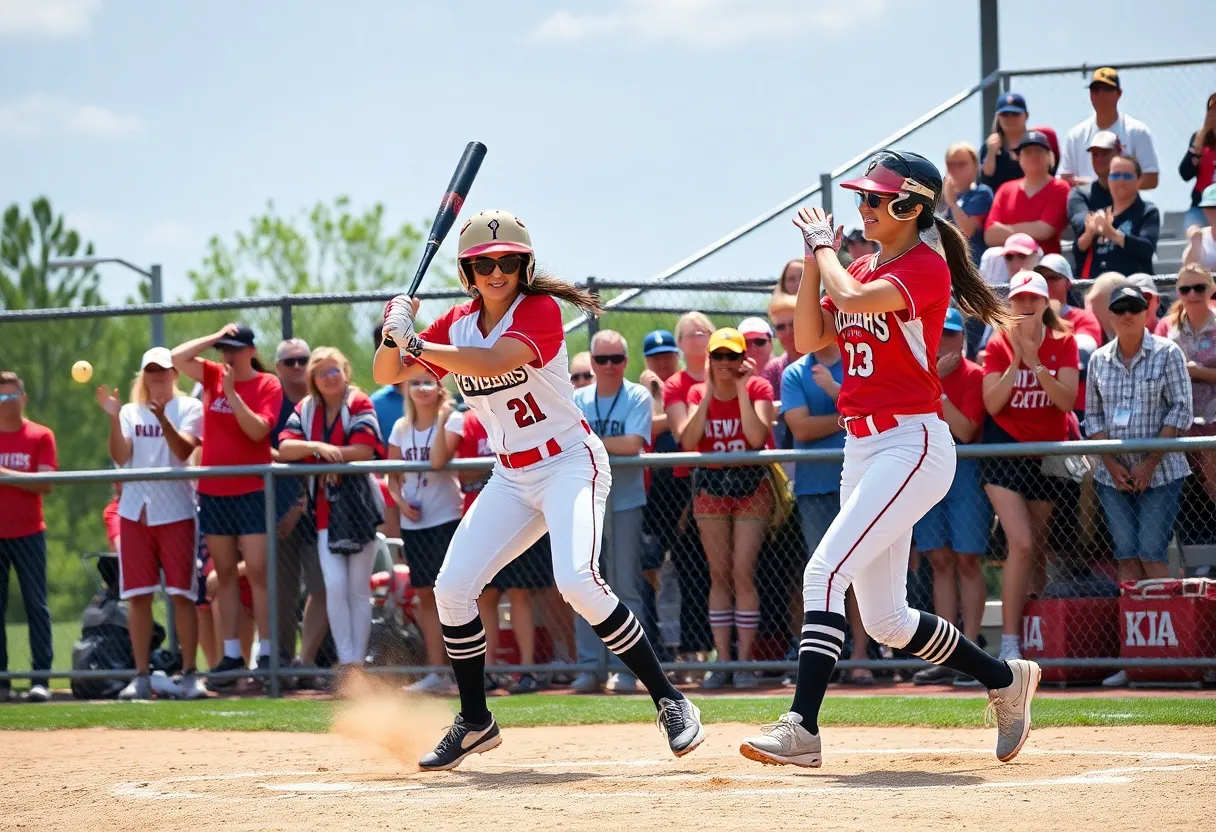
xmin=0 ymin=695 xmax=1213 ymax=732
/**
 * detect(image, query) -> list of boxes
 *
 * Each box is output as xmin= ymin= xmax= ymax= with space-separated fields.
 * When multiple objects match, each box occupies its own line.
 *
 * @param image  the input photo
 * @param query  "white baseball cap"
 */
xmin=1034 ymin=253 xmax=1074 ymax=282
xmin=1007 ymin=270 xmax=1050 ymax=300
xmin=737 ymin=317 xmax=774 ymax=337
xmin=1129 ymin=273 xmax=1159 ymax=297
xmin=140 ymin=346 xmax=174 ymax=369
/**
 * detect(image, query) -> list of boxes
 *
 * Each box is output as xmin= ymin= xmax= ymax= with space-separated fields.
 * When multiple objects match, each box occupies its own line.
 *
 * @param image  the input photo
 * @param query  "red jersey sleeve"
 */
xmin=36 ymin=425 xmax=58 ymax=471
xmin=1044 ymin=180 xmax=1070 ymax=234
xmin=956 ymin=362 xmax=987 ymax=425
xmin=982 ymin=332 xmax=1013 ymax=375
xmin=984 ymin=181 xmax=1015 ymax=230
xmin=880 ymin=246 xmax=951 ymax=321
xmin=686 ymin=383 xmax=707 ymax=407
xmin=662 ymin=374 xmax=687 ymax=408
xmin=745 ymin=376 xmax=775 ymax=401
xmin=407 ymin=303 xmax=463 ymax=380
xmin=250 ymin=374 xmax=283 ymax=427
xmin=1059 ymin=332 xmax=1081 ymax=369
xmin=503 ymin=294 xmax=563 ymax=367
xmin=201 ymin=358 xmax=221 ymax=391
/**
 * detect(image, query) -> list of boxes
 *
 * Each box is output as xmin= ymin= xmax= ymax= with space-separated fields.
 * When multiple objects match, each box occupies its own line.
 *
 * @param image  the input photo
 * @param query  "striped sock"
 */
xmin=593 ymin=601 xmax=680 ymax=706
xmin=442 ymin=618 xmax=490 ymax=724
xmin=734 ymin=609 xmax=760 ymax=630
xmin=790 ymin=611 xmax=847 ymax=733
xmin=709 ymin=609 xmax=734 ymax=631
xmin=904 ymin=611 xmax=1013 ymax=690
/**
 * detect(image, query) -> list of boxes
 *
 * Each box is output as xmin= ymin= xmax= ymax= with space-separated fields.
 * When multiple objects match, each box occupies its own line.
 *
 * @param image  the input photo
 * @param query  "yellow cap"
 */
xmin=707 ymin=327 xmax=746 ymax=354
xmin=1090 ymin=67 xmax=1120 ymax=89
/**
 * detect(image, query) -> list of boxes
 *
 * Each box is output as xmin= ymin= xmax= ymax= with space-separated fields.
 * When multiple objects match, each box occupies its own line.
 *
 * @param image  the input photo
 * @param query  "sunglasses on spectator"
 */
xmin=143 ymin=364 xmax=172 ymax=374
xmin=1108 ymin=172 xmax=1137 ymax=182
xmin=745 ymin=337 xmax=770 ymax=348
xmin=709 ymin=351 xmax=744 ymax=362
xmin=1178 ymin=284 xmax=1210 ymax=296
xmin=592 ymin=354 xmax=626 ymax=366
xmin=1004 ymin=252 xmax=1031 ymax=262
xmin=408 ymin=379 xmax=438 ymax=389
xmin=1111 ymin=306 xmax=1146 ymax=316
xmin=279 ymin=356 xmax=308 ymax=368
xmin=855 ymin=191 xmax=892 ymax=209
xmin=467 ymin=254 xmax=523 ymax=276
xmin=0 ymin=392 xmax=21 ymax=403
xmin=314 ymin=367 xmax=343 ymax=380
xmin=570 ymin=372 xmax=593 ymax=383
xmin=772 ymin=321 xmax=793 ymax=333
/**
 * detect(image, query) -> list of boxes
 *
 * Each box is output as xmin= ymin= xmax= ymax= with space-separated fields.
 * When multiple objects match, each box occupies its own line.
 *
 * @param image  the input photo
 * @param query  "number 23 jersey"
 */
xmin=413 ymin=293 xmax=585 ymax=456
xmin=821 ymin=242 xmax=952 ymax=420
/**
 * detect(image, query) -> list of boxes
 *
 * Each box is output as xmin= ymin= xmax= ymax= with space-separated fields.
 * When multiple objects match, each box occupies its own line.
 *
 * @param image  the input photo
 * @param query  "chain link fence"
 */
xmin=4 ymin=438 xmax=1216 ymax=700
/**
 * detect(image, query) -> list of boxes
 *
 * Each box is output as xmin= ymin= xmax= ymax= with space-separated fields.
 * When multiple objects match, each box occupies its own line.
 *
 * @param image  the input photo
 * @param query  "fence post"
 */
xmin=979 ymin=0 xmax=1000 ymax=137
xmin=281 ymin=299 xmax=294 ymax=341
xmin=820 ymin=173 xmax=833 ymax=216
xmin=149 ymin=264 xmax=165 ymax=347
xmin=264 ymin=471 xmax=281 ymax=699
xmin=586 ymin=276 xmax=600 ymax=341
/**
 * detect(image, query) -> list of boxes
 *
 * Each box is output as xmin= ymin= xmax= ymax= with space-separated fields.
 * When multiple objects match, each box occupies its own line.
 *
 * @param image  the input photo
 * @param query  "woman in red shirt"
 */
xmin=278 ymin=347 xmax=384 ymax=674
xmin=981 ymin=271 xmax=1080 ymax=662
xmin=171 ymin=323 xmax=282 ymax=684
xmin=983 ymin=131 xmax=1071 ymax=255
xmin=681 ymin=327 xmax=775 ymax=690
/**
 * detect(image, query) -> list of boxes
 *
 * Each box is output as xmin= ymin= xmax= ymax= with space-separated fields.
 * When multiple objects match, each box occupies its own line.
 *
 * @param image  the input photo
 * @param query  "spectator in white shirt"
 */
xmin=96 ymin=347 xmax=205 ymax=701
xmin=1183 ymin=183 xmax=1216 ymax=271
xmin=1059 ymin=67 xmax=1159 ymax=190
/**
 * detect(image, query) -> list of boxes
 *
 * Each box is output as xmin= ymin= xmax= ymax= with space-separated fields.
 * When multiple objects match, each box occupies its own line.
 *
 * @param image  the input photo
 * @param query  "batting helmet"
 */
xmin=841 ymin=150 xmax=942 ymax=228
xmin=457 ymin=210 xmax=535 ymax=291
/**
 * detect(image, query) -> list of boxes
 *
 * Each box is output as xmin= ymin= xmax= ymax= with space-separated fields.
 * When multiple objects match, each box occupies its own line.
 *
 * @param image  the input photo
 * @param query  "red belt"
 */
xmin=497 ymin=421 xmax=591 ymax=470
xmin=839 ymin=413 xmax=901 ymax=439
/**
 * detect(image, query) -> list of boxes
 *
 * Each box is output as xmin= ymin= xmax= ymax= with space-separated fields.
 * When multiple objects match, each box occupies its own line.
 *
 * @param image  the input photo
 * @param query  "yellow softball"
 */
xmin=71 ymin=360 xmax=93 ymax=383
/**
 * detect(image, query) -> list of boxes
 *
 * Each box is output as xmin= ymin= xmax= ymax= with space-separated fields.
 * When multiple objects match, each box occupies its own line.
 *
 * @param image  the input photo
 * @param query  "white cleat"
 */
xmin=987 ymin=659 xmax=1042 ymax=763
xmin=739 ymin=712 xmax=822 ymax=768
xmin=657 ymin=697 xmax=705 ymax=757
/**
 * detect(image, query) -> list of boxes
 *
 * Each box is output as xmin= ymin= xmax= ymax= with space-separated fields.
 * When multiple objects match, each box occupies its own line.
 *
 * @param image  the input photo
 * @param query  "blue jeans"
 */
xmin=1096 ymin=480 xmax=1184 ymax=563
xmin=796 ymin=492 xmax=841 ymax=563
xmin=0 ymin=532 xmax=53 ymax=688
xmin=576 ymin=507 xmax=645 ymax=672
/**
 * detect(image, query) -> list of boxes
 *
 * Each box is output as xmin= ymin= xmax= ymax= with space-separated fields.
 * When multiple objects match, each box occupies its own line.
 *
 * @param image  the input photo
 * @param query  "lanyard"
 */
xmin=594 ymin=386 xmax=624 ymax=433
xmin=408 ymin=417 xmax=436 ymax=497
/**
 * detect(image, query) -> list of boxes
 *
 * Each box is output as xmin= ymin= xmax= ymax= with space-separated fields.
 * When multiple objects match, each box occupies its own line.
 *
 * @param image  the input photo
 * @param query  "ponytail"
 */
xmin=250 ymin=355 xmax=267 ymax=374
xmin=1042 ymin=304 xmax=1070 ymax=334
xmin=522 ymin=269 xmax=603 ymax=317
xmin=931 ymin=215 xmax=1012 ymax=329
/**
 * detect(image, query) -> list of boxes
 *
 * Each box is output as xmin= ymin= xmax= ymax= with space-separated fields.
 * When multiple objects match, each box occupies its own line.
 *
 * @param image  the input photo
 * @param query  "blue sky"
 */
xmin=1 ymin=0 xmax=1211 ymax=303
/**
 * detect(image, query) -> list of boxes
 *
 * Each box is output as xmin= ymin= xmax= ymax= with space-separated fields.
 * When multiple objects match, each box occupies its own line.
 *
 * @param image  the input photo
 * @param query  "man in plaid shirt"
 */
xmin=1085 ymin=284 xmax=1193 ymax=585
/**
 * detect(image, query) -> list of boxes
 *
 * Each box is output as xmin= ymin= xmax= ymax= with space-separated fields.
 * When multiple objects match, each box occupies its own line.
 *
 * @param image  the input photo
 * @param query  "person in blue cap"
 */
xmin=981 ymin=92 xmax=1030 ymax=192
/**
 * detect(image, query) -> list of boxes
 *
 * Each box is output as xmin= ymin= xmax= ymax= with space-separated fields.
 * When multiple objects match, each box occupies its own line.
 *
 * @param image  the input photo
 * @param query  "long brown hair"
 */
xmin=1203 ymin=93 xmax=1216 ymax=148
xmin=523 ymin=269 xmax=602 ymax=316
xmin=1166 ymin=263 xmax=1214 ymax=330
xmin=930 ymin=215 xmax=1011 ymax=328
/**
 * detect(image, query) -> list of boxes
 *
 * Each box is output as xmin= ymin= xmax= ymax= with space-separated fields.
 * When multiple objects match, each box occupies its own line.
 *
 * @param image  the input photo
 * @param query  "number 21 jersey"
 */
xmin=413 ymin=293 xmax=585 ymax=456
xmin=821 ymin=242 xmax=952 ymax=421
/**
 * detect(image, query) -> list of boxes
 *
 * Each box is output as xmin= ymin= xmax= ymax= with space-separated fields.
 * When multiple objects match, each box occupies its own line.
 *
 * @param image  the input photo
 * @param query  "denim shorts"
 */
xmin=198 ymin=491 xmax=267 ymax=537
xmin=797 ymin=492 xmax=840 ymax=563
xmin=1096 ymin=480 xmax=1184 ymax=563
xmin=913 ymin=461 xmax=993 ymax=555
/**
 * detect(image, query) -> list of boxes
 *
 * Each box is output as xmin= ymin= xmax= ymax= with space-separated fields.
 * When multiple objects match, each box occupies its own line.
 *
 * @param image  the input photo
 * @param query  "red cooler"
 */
xmin=1021 ymin=597 xmax=1121 ymax=684
xmin=1119 ymin=579 xmax=1216 ymax=684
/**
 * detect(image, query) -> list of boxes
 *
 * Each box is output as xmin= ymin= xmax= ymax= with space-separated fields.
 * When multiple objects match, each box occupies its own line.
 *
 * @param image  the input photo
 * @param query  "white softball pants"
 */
xmin=802 ymin=415 xmax=955 ymax=649
xmin=434 ymin=434 xmax=619 ymax=629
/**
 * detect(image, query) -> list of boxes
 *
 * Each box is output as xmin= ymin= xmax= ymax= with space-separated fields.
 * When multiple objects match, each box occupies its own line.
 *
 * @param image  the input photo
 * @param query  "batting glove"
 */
xmin=799 ymin=219 xmax=836 ymax=256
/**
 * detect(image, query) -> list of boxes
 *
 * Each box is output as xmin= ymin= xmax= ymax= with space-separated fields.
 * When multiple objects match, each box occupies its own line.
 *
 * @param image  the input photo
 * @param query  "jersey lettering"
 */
xmin=705 ymin=418 xmax=741 ymax=439
xmin=456 ymin=369 xmax=529 ymax=397
xmin=834 ymin=311 xmax=891 ymax=342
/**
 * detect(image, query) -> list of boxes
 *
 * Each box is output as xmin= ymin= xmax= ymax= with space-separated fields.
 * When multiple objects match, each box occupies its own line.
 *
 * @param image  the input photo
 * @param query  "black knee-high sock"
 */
xmin=790 ymin=610 xmax=847 ymax=734
xmin=904 ymin=611 xmax=1013 ymax=690
xmin=441 ymin=617 xmax=491 ymax=725
xmin=593 ymin=601 xmax=681 ymax=706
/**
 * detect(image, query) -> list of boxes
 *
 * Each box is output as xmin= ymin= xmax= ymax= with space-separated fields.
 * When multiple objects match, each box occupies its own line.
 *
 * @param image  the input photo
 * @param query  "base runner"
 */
xmin=739 ymin=151 xmax=1041 ymax=768
xmin=374 ymin=210 xmax=704 ymax=771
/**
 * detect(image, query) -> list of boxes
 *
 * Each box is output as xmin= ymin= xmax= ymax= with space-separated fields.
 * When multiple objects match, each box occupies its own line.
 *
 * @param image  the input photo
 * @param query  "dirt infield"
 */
xmin=5 ymin=721 xmax=1215 ymax=832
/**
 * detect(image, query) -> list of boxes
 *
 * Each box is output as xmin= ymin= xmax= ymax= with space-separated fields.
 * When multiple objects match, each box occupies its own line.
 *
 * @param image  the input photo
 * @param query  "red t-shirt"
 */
xmin=662 ymin=368 xmax=704 ymax=479
xmin=984 ymin=178 xmax=1071 ymax=255
xmin=982 ymin=330 xmax=1080 ymax=442
xmin=0 ymin=420 xmax=57 ymax=539
xmin=103 ymin=498 xmax=122 ymax=550
xmin=823 ymin=243 xmax=951 ymax=421
xmin=686 ymin=376 xmax=774 ymax=458
xmin=942 ymin=358 xmax=986 ymax=427
xmin=455 ymin=409 xmax=493 ymax=514
xmin=1061 ymin=306 xmax=1103 ymax=346
xmin=277 ymin=390 xmax=383 ymax=530
xmin=198 ymin=359 xmax=283 ymax=497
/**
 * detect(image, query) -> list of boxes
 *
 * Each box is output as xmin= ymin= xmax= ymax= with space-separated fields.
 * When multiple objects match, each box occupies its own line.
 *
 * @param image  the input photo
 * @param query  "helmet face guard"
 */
xmin=841 ymin=151 xmax=940 ymax=223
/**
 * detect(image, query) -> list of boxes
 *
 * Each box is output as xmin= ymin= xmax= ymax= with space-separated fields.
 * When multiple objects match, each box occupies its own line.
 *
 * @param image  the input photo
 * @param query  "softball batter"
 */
xmin=740 ymin=151 xmax=1041 ymax=768
xmin=373 ymin=210 xmax=704 ymax=771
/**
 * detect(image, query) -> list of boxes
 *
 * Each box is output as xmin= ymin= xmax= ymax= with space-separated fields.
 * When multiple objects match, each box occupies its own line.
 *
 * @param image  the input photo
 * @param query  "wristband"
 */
xmin=382 ymin=336 xmax=397 ymax=348
xmin=1033 ymin=363 xmax=1047 ymax=375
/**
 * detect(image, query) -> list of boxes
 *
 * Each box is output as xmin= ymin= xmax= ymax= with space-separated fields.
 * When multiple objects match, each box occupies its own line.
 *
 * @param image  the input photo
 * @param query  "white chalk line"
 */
xmin=109 ymin=747 xmax=1216 ymax=802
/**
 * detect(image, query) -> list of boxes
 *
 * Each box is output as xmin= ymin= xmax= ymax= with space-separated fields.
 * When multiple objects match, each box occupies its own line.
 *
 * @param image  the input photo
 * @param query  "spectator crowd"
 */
xmin=2 ymin=71 xmax=1215 ymax=700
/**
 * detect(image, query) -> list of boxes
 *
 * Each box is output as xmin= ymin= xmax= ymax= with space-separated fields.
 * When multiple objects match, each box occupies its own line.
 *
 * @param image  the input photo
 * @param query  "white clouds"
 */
xmin=531 ymin=0 xmax=887 ymax=46
xmin=0 ymin=0 xmax=100 ymax=38
xmin=0 ymin=94 xmax=145 ymax=138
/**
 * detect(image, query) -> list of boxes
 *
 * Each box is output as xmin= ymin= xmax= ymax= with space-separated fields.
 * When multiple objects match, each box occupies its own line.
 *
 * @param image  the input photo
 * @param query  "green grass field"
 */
xmin=0 ymin=695 xmax=1213 ymax=732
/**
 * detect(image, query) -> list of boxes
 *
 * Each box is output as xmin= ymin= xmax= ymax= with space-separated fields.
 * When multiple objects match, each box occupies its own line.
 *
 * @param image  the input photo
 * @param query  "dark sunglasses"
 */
xmin=854 ymin=191 xmax=891 ymax=209
xmin=278 ymin=356 xmax=308 ymax=368
xmin=772 ymin=321 xmax=793 ymax=333
xmin=143 ymin=364 xmax=172 ymax=374
xmin=467 ymin=254 xmax=523 ymax=276
xmin=1178 ymin=284 xmax=1209 ymax=295
xmin=746 ymin=338 xmax=770 ymax=348
xmin=570 ymin=372 xmax=593 ymax=383
xmin=709 ymin=351 xmax=744 ymax=362
xmin=1111 ymin=305 xmax=1146 ymax=316
xmin=1108 ymin=171 xmax=1137 ymax=182
xmin=1004 ymin=253 xmax=1031 ymax=261
xmin=592 ymin=354 xmax=626 ymax=366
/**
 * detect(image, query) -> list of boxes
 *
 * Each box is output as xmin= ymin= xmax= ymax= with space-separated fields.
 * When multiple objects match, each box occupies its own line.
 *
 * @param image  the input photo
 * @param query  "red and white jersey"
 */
xmin=822 ymin=242 xmax=951 ymax=421
xmin=412 ymin=293 xmax=585 ymax=456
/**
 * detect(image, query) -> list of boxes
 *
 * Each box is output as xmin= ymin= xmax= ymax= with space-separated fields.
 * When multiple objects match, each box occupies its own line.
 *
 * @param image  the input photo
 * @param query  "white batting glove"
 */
xmin=383 ymin=294 xmax=415 ymax=344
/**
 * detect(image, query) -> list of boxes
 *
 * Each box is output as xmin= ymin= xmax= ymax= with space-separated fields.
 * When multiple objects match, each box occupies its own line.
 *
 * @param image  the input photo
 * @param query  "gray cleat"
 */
xmin=656 ymin=696 xmax=705 ymax=757
xmin=739 ymin=712 xmax=822 ymax=768
xmin=987 ymin=659 xmax=1042 ymax=762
